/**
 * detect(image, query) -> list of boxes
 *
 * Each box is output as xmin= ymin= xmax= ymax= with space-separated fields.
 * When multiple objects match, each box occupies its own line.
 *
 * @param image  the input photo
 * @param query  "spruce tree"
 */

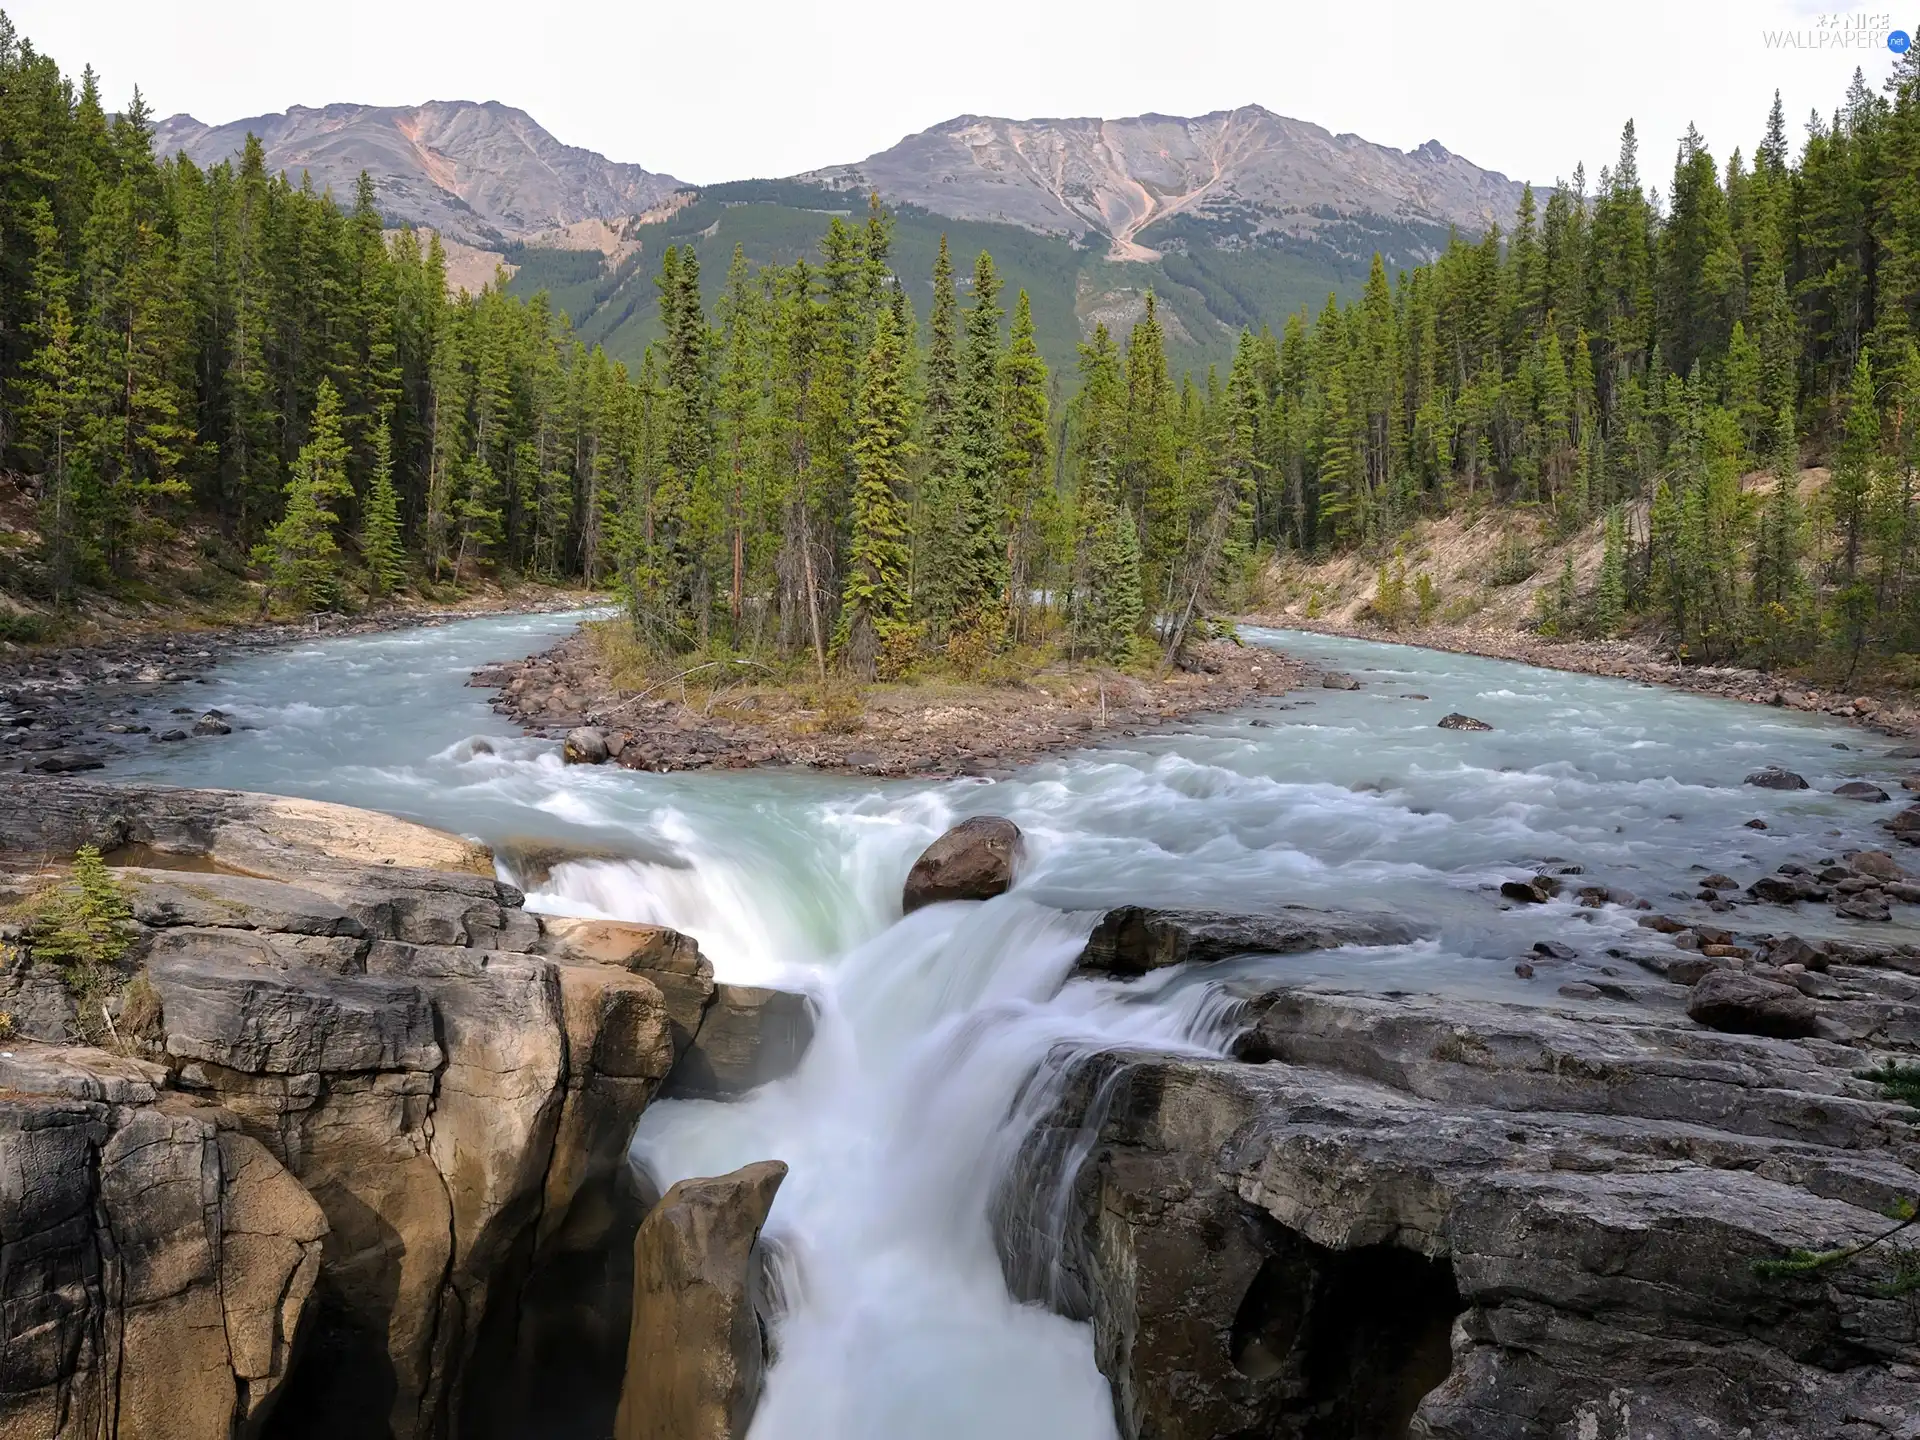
xmin=950 ymin=249 xmax=1008 ymax=629
xmin=839 ymin=307 xmax=913 ymax=678
xmin=360 ymin=417 xmax=406 ymax=601
xmin=999 ymin=289 xmax=1051 ymax=639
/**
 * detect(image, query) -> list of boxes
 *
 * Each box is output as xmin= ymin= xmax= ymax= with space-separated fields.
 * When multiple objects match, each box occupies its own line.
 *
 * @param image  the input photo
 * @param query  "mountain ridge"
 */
xmin=798 ymin=103 xmax=1527 ymax=262
xmin=152 ymin=100 xmax=687 ymax=248
xmin=153 ymin=98 xmax=1532 ymax=370
xmin=153 ymin=98 xmax=1528 ymax=260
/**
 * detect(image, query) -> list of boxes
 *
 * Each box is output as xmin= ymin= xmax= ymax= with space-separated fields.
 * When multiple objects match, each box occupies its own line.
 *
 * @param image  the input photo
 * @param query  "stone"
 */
xmin=1685 ymin=968 xmax=1820 ymax=1038
xmin=192 ymin=712 xmax=232 ymax=736
xmin=1531 ymin=941 xmax=1576 ymax=960
xmin=1556 ymin=982 xmax=1602 ymax=999
xmin=1500 ymin=879 xmax=1548 ymax=904
xmin=1320 ymin=672 xmax=1360 ymax=690
xmin=1437 ymin=713 xmax=1492 ymax=731
xmin=31 ymin=750 xmax=105 ymax=772
xmin=999 ymin=987 xmax=1920 ymax=1440
xmin=564 ymin=726 xmax=611 ymax=765
xmin=901 ymin=815 xmax=1022 ymax=912
xmin=1744 ymin=817 xmax=1769 ymax=829
xmin=664 ymin=985 xmax=816 ymax=1100
xmin=1834 ymin=780 xmax=1891 ymax=802
xmin=1748 ymin=873 xmax=1827 ymax=904
xmin=0 ymin=776 xmax=705 ymax=1440
xmin=0 ymin=1052 xmax=325 ymax=1440
xmin=614 ymin=1161 xmax=788 ymax=1440
xmin=1764 ymin=934 xmax=1829 ymax=971
xmin=1744 ymin=766 xmax=1808 ymax=790
xmin=1077 ymin=906 xmax=1418 ymax=977
xmin=1887 ymin=803 xmax=1920 ymax=842
xmin=1850 ymin=849 xmax=1907 ymax=881
xmin=1837 ymin=895 xmax=1893 ymax=921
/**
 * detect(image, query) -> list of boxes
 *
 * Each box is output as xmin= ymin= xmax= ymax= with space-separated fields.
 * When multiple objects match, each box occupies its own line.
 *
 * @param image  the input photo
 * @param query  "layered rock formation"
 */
xmin=0 ymin=778 xmax=810 ymax=1440
xmin=613 ymin=1161 xmax=787 ymax=1440
xmin=999 ymin=976 xmax=1920 ymax=1437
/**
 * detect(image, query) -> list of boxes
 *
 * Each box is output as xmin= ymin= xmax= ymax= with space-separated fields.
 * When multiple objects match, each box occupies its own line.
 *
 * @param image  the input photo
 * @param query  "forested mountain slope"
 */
xmin=150 ymin=96 xmax=1527 ymax=373
xmin=6 ymin=3 xmax=1920 ymax=695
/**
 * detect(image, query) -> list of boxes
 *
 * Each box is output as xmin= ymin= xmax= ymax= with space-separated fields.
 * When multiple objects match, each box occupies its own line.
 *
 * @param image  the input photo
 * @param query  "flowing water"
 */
xmin=105 ymin=612 xmax=1914 ymax=1438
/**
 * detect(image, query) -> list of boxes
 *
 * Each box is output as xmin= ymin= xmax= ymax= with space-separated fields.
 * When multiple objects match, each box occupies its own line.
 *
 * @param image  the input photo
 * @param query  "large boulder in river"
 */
xmin=1745 ymin=765 xmax=1809 ymax=790
xmin=614 ymin=1161 xmax=787 ymax=1440
xmin=564 ymin=726 xmax=611 ymax=765
xmin=902 ymin=815 xmax=1021 ymax=912
xmin=1437 ymin=712 xmax=1492 ymax=731
xmin=1685 ymin=968 xmax=1820 ymax=1038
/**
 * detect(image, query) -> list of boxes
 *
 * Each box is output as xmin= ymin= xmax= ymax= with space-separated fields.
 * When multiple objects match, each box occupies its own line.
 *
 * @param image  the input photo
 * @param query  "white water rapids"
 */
xmin=105 ymin=611 xmax=1917 ymax=1437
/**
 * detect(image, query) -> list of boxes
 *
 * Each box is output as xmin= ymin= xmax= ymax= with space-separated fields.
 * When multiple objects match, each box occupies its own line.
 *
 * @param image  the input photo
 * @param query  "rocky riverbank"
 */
xmin=0 ymin=776 xmax=806 ymax=1440
xmin=8 ymin=787 xmax=1920 ymax=1437
xmin=998 ymin=903 xmax=1920 ymax=1439
xmin=469 ymin=629 xmax=1308 ymax=777
xmin=0 ymin=590 xmax=601 ymax=776
xmin=1256 ymin=613 xmax=1920 ymax=736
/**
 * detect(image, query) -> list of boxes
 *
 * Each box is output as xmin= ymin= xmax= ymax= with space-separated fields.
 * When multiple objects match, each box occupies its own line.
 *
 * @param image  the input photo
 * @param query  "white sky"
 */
xmin=7 ymin=0 xmax=1906 ymax=190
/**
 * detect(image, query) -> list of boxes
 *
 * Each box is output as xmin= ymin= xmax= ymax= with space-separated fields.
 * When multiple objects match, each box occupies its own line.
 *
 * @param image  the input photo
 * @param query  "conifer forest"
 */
xmin=4 ymin=10 xmax=1920 ymax=682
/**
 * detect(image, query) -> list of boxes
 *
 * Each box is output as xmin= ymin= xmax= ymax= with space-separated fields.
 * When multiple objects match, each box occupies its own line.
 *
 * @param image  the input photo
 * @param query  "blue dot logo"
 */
xmin=1893 ymin=28 xmax=1913 ymax=53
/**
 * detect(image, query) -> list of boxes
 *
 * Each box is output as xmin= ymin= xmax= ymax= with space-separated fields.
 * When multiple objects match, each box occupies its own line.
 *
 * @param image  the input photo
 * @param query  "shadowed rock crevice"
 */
xmin=1223 ymin=1224 xmax=1461 ymax=1439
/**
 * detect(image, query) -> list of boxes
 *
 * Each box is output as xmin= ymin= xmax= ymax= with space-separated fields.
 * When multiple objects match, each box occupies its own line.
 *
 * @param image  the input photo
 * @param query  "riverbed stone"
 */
xmin=1437 ymin=712 xmax=1492 ymax=730
xmin=564 ymin=726 xmax=611 ymax=764
xmin=614 ymin=1161 xmax=787 ymax=1440
xmin=1077 ymin=905 xmax=1418 ymax=976
xmin=1745 ymin=765 xmax=1810 ymax=790
xmin=1835 ymin=780 xmax=1892 ymax=802
xmin=1686 ymin=967 xmax=1821 ymax=1038
xmin=902 ymin=815 xmax=1022 ymax=912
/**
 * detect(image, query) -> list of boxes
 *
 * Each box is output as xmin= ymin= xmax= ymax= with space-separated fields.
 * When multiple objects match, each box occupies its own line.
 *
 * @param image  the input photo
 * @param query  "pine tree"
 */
xmin=999 ymin=289 xmax=1051 ymax=639
xmin=1595 ymin=505 xmax=1628 ymax=635
xmin=1070 ymin=324 xmax=1143 ymax=661
xmin=360 ymin=417 xmax=406 ymax=600
xmin=11 ymin=200 xmax=89 ymax=598
xmin=950 ymin=249 xmax=1008 ymax=630
xmin=839 ymin=307 xmax=913 ymax=678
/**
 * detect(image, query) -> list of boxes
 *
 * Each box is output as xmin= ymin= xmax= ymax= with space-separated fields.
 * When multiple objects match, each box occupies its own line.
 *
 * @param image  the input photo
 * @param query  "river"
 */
xmin=102 ymin=611 xmax=1911 ymax=1439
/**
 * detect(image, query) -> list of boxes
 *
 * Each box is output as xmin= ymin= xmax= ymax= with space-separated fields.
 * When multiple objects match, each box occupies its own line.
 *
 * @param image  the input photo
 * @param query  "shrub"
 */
xmin=1370 ymin=561 xmax=1410 ymax=629
xmin=117 ymin=972 xmax=164 ymax=1040
xmin=1489 ymin=536 xmax=1538 ymax=587
xmin=1414 ymin=571 xmax=1439 ymax=625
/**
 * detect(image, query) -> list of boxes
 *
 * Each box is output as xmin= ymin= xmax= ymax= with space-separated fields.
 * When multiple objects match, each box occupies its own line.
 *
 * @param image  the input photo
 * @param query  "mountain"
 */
xmin=151 ymin=101 xmax=685 ymax=248
xmin=800 ymin=106 xmax=1528 ymax=263
xmin=152 ymin=99 xmax=1532 ymax=372
xmin=525 ymin=107 xmax=1532 ymax=373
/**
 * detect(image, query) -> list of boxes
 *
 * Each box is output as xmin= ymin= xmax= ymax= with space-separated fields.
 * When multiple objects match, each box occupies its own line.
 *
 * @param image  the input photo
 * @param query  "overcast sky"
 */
xmin=5 ymin=0 xmax=1906 ymax=189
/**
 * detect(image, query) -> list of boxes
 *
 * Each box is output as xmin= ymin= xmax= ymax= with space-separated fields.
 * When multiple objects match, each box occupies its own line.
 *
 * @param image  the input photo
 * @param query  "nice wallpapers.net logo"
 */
xmin=1761 ymin=11 xmax=1912 ymax=50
